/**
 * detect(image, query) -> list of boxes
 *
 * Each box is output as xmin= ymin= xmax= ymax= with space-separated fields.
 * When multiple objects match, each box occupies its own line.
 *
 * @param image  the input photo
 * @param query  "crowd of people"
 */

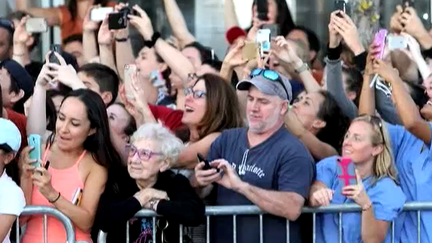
xmin=0 ymin=0 xmax=431 ymax=242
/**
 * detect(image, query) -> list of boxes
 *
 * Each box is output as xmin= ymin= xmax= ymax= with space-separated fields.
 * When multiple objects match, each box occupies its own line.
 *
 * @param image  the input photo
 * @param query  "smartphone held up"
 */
xmin=25 ymin=18 xmax=48 ymax=33
xmin=124 ymin=64 xmax=138 ymax=100
xmin=90 ymin=7 xmax=114 ymax=22
xmin=108 ymin=7 xmax=139 ymax=30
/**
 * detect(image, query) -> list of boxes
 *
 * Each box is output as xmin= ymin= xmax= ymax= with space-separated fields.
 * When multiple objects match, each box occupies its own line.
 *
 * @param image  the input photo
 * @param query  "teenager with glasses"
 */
xmin=309 ymin=114 xmax=405 ymax=243
xmin=360 ymin=55 xmax=432 ymax=243
xmin=96 ymin=123 xmax=205 ymax=243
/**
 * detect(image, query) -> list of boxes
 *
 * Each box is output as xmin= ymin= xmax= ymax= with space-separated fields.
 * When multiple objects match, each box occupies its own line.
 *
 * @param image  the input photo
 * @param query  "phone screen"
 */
xmin=257 ymin=29 xmax=271 ymax=56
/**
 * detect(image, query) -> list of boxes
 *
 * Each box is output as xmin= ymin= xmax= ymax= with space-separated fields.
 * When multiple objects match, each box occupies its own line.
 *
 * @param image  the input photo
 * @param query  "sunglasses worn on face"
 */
xmin=126 ymin=144 xmax=162 ymax=161
xmin=250 ymin=68 xmax=289 ymax=99
xmin=184 ymin=87 xmax=206 ymax=99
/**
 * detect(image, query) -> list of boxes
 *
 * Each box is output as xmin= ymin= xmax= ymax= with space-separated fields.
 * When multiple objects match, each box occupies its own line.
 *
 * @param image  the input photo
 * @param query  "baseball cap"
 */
xmin=0 ymin=118 xmax=21 ymax=152
xmin=237 ymin=69 xmax=293 ymax=101
xmin=226 ymin=26 xmax=247 ymax=45
xmin=0 ymin=19 xmax=14 ymax=36
xmin=0 ymin=59 xmax=34 ymax=103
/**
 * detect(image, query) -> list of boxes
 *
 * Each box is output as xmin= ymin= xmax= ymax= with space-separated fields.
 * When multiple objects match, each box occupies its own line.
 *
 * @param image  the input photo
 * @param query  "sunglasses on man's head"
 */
xmin=250 ymin=68 xmax=289 ymax=99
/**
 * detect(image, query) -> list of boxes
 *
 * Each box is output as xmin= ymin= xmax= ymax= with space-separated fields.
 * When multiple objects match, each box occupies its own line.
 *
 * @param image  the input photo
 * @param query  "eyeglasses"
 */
xmin=184 ymin=87 xmax=206 ymax=99
xmin=250 ymin=68 xmax=289 ymax=99
xmin=125 ymin=144 xmax=163 ymax=161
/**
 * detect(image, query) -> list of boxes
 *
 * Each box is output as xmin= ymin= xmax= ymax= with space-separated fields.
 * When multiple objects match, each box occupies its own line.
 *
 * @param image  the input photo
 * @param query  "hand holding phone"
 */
xmin=197 ymin=153 xmax=220 ymax=172
xmin=256 ymin=29 xmax=271 ymax=56
xmin=335 ymin=0 xmax=347 ymax=17
xmin=373 ymin=29 xmax=388 ymax=60
xmin=48 ymin=45 xmax=62 ymax=65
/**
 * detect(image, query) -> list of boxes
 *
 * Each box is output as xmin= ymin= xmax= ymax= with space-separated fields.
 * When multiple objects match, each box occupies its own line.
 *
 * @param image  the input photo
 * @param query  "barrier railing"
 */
xmin=97 ymin=202 xmax=432 ymax=243
xmin=17 ymin=206 xmax=76 ymax=243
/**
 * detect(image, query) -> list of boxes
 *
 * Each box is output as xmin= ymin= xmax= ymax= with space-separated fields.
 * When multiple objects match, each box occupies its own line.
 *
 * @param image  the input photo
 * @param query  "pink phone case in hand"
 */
xmin=373 ymin=29 xmax=388 ymax=60
xmin=336 ymin=157 xmax=357 ymax=187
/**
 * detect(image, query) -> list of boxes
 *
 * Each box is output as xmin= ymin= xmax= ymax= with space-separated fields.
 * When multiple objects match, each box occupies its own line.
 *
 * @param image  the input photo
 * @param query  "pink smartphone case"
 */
xmin=336 ymin=157 xmax=357 ymax=187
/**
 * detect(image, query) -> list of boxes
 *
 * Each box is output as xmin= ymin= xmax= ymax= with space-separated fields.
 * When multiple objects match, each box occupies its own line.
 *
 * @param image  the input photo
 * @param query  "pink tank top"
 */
xmin=21 ymin=145 xmax=92 ymax=243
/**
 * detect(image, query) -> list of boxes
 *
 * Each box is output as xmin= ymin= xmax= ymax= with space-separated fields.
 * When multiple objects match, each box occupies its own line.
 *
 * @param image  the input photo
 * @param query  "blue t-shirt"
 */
xmin=207 ymin=126 xmax=315 ymax=243
xmin=386 ymin=122 xmax=432 ymax=243
xmin=315 ymin=156 xmax=406 ymax=243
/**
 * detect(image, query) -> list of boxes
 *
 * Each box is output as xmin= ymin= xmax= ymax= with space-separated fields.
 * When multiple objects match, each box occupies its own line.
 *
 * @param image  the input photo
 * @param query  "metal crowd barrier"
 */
xmin=97 ymin=202 xmax=432 ymax=243
xmin=17 ymin=206 xmax=76 ymax=243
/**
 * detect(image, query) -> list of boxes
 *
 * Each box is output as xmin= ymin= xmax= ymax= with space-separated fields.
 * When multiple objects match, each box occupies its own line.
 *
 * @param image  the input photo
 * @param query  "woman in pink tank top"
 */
xmin=20 ymin=85 xmax=122 ymax=243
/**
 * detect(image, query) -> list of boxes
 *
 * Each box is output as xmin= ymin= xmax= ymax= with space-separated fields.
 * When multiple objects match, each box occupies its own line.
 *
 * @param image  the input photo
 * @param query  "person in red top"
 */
xmin=16 ymin=0 xmax=116 ymax=41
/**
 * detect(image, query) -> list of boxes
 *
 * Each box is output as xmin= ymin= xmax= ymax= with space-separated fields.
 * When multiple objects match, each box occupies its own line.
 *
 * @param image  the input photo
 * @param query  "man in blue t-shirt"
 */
xmin=194 ymin=69 xmax=316 ymax=243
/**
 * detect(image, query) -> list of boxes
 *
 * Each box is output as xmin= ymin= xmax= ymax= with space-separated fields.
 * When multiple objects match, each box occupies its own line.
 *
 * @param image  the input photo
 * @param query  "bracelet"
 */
xmin=294 ymin=63 xmax=310 ymax=74
xmin=49 ymin=192 xmax=61 ymax=204
xmin=115 ymin=37 xmax=129 ymax=42
xmin=144 ymin=32 xmax=161 ymax=48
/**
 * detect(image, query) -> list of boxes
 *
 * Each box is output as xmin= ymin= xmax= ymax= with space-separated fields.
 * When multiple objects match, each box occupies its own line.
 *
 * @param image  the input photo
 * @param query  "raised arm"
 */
xmin=12 ymin=16 xmax=31 ymax=67
xmin=220 ymin=41 xmax=248 ymax=82
xmin=15 ymin=0 xmax=61 ymax=27
xmin=129 ymin=5 xmax=195 ymax=88
xmin=358 ymin=47 xmax=377 ymax=116
xmin=161 ymin=0 xmax=195 ymax=48
xmin=401 ymin=7 xmax=432 ymax=50
xmin=98 ymin=17 xmax=117 ymax=74
xmin=372 ymin=59 xmax=431 ymax=144
xmin=82 ymin=6 xmax=100 ymax=63
xmin=273 ymin=36 xmax=321 ymax=93
xmin=175 ymin=133 xmax=221 ymax=169
xmin=224 ymin=0 xmax=240 ymax=30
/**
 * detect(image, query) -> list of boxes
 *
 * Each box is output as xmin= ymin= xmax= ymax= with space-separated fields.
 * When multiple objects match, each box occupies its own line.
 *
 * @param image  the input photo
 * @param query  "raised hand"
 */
xmin=97 ymin=15 xmax=114 ymax=45
xmin=128 ymin=5 xmax=154 ymax=40
xmin=332 ymin=11 xmax=365 ymax=55
xmin=328 ymin=11 xmax=343 ymax=48
xmin=310 ymin=188 xmax=334 ymax=207
xmin=342 ymin=169 xmax=372 ymax=210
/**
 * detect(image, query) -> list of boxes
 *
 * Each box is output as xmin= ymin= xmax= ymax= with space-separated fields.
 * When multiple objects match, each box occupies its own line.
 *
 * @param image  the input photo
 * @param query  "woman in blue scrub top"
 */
xmin=309 ymin=115 xmax=406 ymax=243
xmin=360 ymin=57 xmax=432 ymax=243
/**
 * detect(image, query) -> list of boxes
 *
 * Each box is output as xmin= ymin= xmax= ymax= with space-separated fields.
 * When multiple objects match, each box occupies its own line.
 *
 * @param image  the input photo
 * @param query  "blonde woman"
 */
xmin=309 ymin=114 xmax=406 ymax=243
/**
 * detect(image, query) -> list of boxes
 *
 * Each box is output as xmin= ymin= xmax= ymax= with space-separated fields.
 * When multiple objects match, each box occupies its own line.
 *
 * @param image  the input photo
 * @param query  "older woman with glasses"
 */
xmin=309 ymin=115 xmax=406 ymax=243
xmin=96 ymin=123 xmax=205 ymax=243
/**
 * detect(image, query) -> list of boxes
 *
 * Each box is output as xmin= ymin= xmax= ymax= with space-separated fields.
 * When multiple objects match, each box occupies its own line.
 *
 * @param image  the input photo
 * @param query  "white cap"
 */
xmin=0 ymin=118 xmax=21 ymax=152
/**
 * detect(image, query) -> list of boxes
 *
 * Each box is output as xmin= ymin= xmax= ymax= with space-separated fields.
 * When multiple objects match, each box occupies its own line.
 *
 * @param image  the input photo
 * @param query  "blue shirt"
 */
xmin=387 ymin=122 xmax=432 ymax=243
xmin=207 ymin=126 xmax=315 ymax=243
xmin=315 ymin=156 xmax=406 ymax=243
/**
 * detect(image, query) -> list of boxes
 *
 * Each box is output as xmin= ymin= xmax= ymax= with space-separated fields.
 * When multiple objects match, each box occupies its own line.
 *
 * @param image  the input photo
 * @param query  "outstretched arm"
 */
xmin=161 ymin=0 xmax=195 ymax=48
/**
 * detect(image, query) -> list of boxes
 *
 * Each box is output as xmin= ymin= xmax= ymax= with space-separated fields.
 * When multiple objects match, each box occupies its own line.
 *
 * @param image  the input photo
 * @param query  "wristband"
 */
xmin=115 ymin=37 xmax=129 ymax=42
xmin=49 ymin=192 xmax=61 ymax=204
xmin=144 ymin=32 xmax=161 ymax=48
xmin=294 ymin=63 xmax=310 ymax=74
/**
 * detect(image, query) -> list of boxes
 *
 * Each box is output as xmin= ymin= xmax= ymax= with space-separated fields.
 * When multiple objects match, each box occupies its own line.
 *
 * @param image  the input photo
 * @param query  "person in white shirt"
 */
xmin=0 ymin=118 xmax=25 ymax=243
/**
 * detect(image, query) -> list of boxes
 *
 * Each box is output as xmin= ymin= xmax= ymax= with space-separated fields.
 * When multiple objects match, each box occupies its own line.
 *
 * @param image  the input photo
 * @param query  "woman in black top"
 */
xmin=96 ymin=123 xmax=205 ymax=243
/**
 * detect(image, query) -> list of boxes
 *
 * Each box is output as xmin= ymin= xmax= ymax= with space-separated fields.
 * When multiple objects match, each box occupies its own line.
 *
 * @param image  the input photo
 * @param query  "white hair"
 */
xmin=131 ymin=123 xmax=184 ymax=166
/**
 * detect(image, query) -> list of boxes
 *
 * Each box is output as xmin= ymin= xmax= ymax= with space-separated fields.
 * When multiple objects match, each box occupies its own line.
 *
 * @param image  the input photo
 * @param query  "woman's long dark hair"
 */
xmin=68 ymin=0 xmax=110 ymax=21
xmin=49 ymin=89 xmax=121 ymax=168
xmin=252 ymin=0 xmax=295 ymax=37
xmin=315 ymin=90 xmax=350 ymax=153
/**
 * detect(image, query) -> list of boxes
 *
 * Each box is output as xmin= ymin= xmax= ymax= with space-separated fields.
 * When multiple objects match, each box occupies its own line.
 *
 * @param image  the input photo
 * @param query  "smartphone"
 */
xmin=25 ymin=18 xmax=48 ymax=33
xmin=373 ymin=29 xmax=388 ymax=60
xmin=197 ymin=153 xmax=219 ymax=172
xmin=335 ymin=0 xmax=347 ymax=16
xmin=28 ymin=134 xmax=42 ymax=168
xmin=71 ymin=188 xmax=83 ymax=206
xmin=90 ymin=7 xmax=114 ymax=21
xmin=124 ymin=64 xmax=137 ymax=100
xmin=262 ymin=24 xmax=280 ymax=38
xmin=256 ymin=29 xmax=271 ymax=56
xmin=337 ymin=157 xmax=356 ymax=187
xmin=242 ymin=41 xmax=258 ymax=60
xmin=48 ymin=44 xmax=61 ymax=65
xmin=256 ymin=0 xmax=268 ymax=21
xmin=108 ymin=7 xmax=131 ymax=30
xmin=387 ymin=35 xmax=408 ymax=50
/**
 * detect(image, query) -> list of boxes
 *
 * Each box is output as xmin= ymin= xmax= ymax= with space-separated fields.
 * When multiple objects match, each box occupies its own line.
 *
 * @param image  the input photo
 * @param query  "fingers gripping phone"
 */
xmin=373 ymin=29 xmax=388 ymax=60
xmin=48 ymin=44 xmax=61 ymax=65
xmin=197 ymin=153 xmax=219 ymax=172
xmin=90 ymin=7 xmax=114 ymax=21
xmin=25 ymin=18 xmax=48 ymax=33
xmin=28 ymin=134 xmax=42 ymax=168
xmin=108 ymin=7 xmax=137 ymax=30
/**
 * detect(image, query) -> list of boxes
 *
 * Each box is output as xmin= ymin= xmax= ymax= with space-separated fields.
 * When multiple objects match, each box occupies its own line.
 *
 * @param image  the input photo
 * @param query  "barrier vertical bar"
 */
xmin=286 ymin=219 xmax=290 ymax=243
xmin=338 ymin=212 xmax=342 ymax=243
xmin=152 ymin=217 xmax=156 ymax=243
xmin=16 ymin=217 xmax=19 ymax=243
xmin=233 ymin=215 xmax=237 ymax=243
xmin=312 ymin=213 xmax=316 ymax=243
xmin=259 ymin=214 xmax=263 ymax=243
xmin=206 ymin=216 xmax=210 ymax=243
xmin=391 ymin=220 xmax=395 ymax=243
xmin=126 ymin=221 xmax=130 ymax=243
xmin=418 ymin=210 xmax=421 ymax=243
xmin=179 ymin=224 xmax=183 ymax=243
xmin=43 ymin=214 xmax=48 ymax=243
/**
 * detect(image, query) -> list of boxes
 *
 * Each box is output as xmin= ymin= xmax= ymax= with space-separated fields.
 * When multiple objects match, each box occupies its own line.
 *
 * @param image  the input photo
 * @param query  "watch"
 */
xmin=144 ymin=32 xmax=161 ymax=48
xmin=294 ymin=62 xmax=310 ymax=74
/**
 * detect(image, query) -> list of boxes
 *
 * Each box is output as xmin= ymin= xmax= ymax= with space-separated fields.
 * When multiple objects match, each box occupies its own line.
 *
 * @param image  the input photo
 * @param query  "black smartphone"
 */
xmin=335 ymin=0 xmax=346 ymax=17
xmin=48 ymin=44 xmax=61 ymax=65
xmin=108 ymin=7 xmax=130 ymax=30
xmin=256 ymin=0 xmax=268 ymax=21
xmin=197 ymin=153 xmax=219 ymax=172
